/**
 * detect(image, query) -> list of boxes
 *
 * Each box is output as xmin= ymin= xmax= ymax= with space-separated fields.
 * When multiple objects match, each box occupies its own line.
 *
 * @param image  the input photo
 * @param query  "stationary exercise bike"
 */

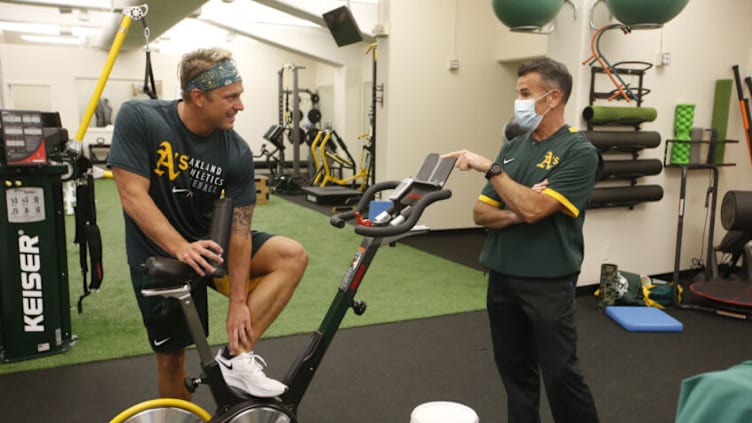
xmin=110 ymin=153 xmax=456 ymax=423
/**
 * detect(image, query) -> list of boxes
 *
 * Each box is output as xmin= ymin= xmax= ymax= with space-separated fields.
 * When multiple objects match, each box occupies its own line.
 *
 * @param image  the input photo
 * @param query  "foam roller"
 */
xmin=588 ymin=185 xmax=664 ymax=208
xmin=721 ymin=191 xmax=752 ymax=231
xmin=670 ymin=104 xmax=695 ymax=164
xmin=599 ymin=159 xmax=663 ymax=180
xmin=583 ymin=131 xmax=661 ymax=152
xmin=582 ymin=106 xmax=657 ymax=125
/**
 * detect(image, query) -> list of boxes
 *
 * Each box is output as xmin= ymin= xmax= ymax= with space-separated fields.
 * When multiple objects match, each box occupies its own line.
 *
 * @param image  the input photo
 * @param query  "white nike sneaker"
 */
xmin=215 ymin=348 xmax=288 ymax=398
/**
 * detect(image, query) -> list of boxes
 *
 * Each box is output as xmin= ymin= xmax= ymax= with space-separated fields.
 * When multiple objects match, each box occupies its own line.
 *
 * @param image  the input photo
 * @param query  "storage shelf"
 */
xmin=663 ymin=139 xmax=738 ymax=167
xmin=588 ymin=61 xmax=651 ymax=119
xmin=665 ymin=164 xmax=736 ymax=169
xmin=586 ymin=62 xmax=659 ymax=209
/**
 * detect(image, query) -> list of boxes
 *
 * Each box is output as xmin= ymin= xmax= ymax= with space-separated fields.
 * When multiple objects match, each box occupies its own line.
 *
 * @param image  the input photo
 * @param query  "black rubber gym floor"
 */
xmin=2 ymin=194 xmax=750 ymax=422
xmin=1 ymin=292 xmax=751 ymax=422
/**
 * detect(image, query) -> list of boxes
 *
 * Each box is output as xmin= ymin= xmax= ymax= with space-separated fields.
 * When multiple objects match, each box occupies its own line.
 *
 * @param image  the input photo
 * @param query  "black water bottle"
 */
xmin=207 ymin=198 xmax=233 ymax=278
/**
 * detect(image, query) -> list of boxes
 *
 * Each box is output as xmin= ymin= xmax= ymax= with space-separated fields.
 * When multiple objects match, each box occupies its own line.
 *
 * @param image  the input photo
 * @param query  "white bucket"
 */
xmin=410 ymin=401 xmax=479 ymax=423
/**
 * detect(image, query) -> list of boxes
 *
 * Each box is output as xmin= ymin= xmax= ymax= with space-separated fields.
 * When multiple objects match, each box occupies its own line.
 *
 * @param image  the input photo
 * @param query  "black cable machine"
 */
xmin=259 ymin=64 xmax=322 ymax=194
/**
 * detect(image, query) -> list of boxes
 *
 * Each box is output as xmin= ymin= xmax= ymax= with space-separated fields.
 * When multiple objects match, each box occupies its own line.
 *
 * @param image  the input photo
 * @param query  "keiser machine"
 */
xmin=0 ymin=4 xmax=144 ymax=363
xmin=0 ymin=109 xmax=77 ymax=362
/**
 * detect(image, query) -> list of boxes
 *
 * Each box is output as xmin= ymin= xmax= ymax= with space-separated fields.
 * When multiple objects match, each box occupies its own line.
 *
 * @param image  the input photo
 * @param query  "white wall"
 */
xmin=378 ymin=0 xmax=511 ymax=231
xmin=0 ymin=36 xmax=356 ymax=156
xmin=568 ymin=0 xmax=752 ymax=284
xmin=377 ymin=0 xmax=752 ymax=284
xmin=2 ymin=0 xmax=752 ymax=286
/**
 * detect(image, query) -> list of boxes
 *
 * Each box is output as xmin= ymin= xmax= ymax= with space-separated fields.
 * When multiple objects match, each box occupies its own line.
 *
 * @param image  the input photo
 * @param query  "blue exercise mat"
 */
xmin=605 ymin=306 xmax=684 ymax=332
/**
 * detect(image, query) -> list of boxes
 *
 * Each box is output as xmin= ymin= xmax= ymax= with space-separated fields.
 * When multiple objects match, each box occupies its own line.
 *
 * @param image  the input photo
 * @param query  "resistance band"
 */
xmin=71 ymin=5 xmax=148 ymax=311
xmin=75 ymin=172 xmax=103 ymax=313
xmin=141 ymin=15 xmax=158 ymax=99
xmin=582 ymin=24 xmax=641 ymax=102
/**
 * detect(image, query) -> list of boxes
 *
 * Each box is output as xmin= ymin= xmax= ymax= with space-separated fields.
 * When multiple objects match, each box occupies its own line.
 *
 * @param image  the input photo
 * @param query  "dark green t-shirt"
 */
xmin=478 ymin=125 xmax=600 ymax=278
xmin=108 ymin=99 xmax=256 ymax=267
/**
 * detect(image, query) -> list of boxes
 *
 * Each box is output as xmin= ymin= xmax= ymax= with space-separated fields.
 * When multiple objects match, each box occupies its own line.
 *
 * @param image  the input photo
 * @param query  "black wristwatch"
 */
xmin=485 ymin=162 xmax=503 ymax=180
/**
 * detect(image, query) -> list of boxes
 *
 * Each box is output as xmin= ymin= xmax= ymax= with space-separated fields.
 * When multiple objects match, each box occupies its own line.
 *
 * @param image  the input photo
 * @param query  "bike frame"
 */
xmin=133 ymin=154 xmax=455 ymax=422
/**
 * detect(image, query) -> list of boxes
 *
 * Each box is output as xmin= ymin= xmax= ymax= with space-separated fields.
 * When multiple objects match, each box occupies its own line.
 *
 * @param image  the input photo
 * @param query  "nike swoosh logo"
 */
xmin=153 ymin=337 xmax=171 ymax=347
xmin=218 ymin=359 xmax=233 ymax=370
xmin=503 ymin=158 xmax=515 ymax=165
xmin=172 ymin=187 xmax=194 ymax=197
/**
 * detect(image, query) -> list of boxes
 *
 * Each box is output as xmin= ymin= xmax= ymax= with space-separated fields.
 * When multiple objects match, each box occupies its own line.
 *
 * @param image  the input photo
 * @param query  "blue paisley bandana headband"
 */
xmin=184 ymin=59 xmax=242 ymax=92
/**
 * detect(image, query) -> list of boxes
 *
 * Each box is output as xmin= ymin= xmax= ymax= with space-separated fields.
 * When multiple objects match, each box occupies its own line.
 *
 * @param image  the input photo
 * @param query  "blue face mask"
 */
xmin=514 ymin=91 xmax=553 ymax=132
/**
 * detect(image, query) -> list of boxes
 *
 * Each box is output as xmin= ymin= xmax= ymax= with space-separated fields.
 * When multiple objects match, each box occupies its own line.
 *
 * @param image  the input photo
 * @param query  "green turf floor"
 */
xmin=0 ymin=179 xmax=486 ymax=374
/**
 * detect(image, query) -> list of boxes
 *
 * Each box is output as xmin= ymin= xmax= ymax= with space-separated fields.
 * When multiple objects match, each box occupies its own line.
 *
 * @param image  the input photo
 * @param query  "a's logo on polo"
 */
xmin=536 ymin=151 xmax=560 ymax=170
xmin=154 ymin=141 xmax=189 ymax=181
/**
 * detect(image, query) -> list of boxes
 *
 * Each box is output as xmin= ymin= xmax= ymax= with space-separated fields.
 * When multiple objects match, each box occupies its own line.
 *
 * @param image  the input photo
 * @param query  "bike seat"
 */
xmin=145 ymin=256 xmax=195 ymax=289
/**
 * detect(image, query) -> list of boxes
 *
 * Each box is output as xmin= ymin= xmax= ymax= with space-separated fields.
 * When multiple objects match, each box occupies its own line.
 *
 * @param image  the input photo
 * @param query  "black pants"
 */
xmin=486 ymin=271 xmax=599 ymax=423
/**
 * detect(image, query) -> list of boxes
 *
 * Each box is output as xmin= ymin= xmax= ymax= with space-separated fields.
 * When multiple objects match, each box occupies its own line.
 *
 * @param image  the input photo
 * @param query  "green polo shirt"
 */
xmin=478 ymin=125 xmax=600 ymax=278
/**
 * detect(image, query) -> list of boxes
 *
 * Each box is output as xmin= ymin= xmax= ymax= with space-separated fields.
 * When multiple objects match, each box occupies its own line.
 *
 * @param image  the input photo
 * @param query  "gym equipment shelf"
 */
xmin=585 ymin=61 xmax=663 ymax=209
xmin=663 ymin=139 xmax=739 ymax=168
xmin=587 ymin=61 xmax=652 ymax=131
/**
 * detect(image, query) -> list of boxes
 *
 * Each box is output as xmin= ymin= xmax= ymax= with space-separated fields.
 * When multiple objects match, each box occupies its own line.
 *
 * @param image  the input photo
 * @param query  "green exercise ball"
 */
xmin=605 ymin=0 xmax=689 ymax=26
xmin=491 ymin=0 xmax=564 ymax=29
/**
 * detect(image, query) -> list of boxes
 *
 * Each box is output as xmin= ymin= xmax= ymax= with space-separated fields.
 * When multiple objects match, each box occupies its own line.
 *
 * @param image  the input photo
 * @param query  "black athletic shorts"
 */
xmin=130 ymin=231 xmax=275 ymax=353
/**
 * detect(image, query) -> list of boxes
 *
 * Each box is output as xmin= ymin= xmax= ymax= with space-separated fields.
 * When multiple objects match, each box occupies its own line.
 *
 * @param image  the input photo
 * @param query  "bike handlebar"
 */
xmin=330 ymin=182 xmax=452 ymax=238
xmin=329 ymin=180 xmax=399 ymax=228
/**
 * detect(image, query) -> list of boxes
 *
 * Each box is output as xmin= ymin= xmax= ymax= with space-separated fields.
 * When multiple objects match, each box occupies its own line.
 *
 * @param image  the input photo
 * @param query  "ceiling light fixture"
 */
xmin=15 ymin=0 xmax=107 ymax=8
xmin=0 ymin=21 xmax=99 ymax=40
xmin=20 ymin=34 xmax=84 ymax=45
xmin=0 ymin=21 xmax=61 ymax=35
xmin=79 ymin=8 xmax=91 ymax=22
xmin=71 ymin=26 xmax=99 ymax=37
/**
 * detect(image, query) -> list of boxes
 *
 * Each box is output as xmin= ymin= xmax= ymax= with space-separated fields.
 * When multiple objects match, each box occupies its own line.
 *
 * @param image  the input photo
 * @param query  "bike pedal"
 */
xmin=184 ymin=377 xmax=203 ymax=393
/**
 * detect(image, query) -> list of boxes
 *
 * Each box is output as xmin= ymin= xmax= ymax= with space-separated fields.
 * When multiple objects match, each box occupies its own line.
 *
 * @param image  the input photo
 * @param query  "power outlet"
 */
xmin=372 ymin=23 xmax=389 ymax=38
xmin=449 ymin=59 xmax=460 ymax=71
xmin=656 ymin=52 xmax=671 ymax=67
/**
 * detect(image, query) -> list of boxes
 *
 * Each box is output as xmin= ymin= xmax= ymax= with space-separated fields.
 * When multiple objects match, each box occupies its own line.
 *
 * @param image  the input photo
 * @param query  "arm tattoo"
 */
xmin=231 ymin=205 xmax=253 ymax=238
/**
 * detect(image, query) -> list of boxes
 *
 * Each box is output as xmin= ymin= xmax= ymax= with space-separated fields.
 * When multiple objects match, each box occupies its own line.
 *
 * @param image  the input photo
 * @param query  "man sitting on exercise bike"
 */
xmin=108 ymin=47 xmax=308 ymax=400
